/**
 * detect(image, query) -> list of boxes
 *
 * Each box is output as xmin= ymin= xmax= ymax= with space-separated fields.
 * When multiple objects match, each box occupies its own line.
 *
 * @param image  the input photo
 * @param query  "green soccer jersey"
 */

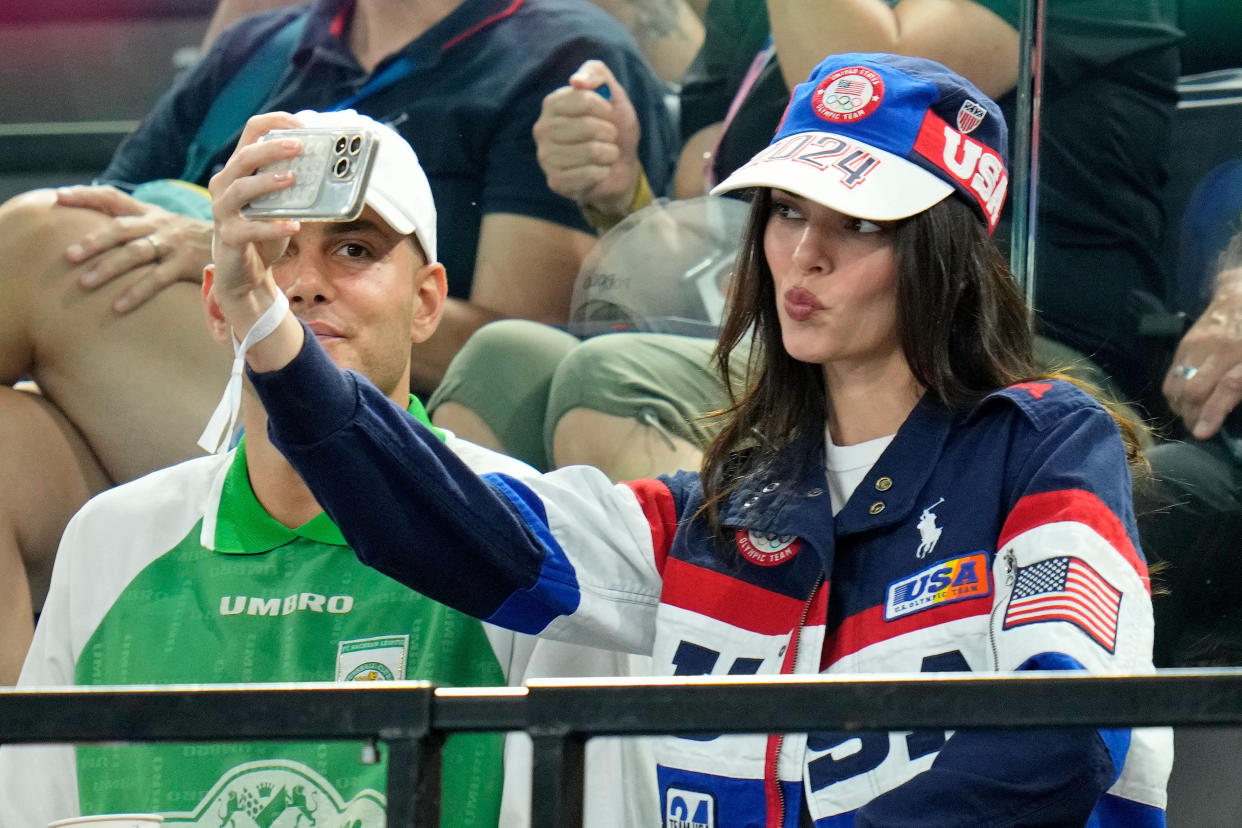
xmin=4 ymin=401 xmax=506 ymax=828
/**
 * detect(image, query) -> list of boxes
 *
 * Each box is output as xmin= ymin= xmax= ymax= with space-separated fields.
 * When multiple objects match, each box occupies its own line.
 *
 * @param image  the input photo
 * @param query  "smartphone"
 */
xmin=242 ymin=126 xmax=380 ymax=221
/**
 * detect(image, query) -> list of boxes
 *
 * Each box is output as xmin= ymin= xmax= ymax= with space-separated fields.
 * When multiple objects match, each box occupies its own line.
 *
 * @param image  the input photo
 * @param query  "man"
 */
xmin=0 ymin=111 xmax=654 ymax=828
xmin=0 ymin=0 xmax=674 ymax=684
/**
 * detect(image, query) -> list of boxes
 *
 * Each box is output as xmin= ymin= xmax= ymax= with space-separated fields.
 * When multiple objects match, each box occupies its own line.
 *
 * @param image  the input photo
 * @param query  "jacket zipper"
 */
xmin=767 ymin=575 xmax=824 ymax=828
xmin=988 ymin=549 xmax=1017 ymax=669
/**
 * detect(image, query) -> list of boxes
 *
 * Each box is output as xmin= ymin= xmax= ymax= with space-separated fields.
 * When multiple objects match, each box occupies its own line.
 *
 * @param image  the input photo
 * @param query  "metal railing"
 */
xmin=5 ymin=669 xmax=1242 ymax=826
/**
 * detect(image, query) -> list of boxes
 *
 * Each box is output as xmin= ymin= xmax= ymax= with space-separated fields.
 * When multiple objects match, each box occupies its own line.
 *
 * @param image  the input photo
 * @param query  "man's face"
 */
xmin=271 ymin=206 xmax=423 ymax=399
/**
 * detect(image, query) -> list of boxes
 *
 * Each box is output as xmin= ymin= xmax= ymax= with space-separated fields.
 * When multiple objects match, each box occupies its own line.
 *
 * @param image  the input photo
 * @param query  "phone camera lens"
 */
xmin=349 ymin=135 xmax=362 ymax=155
xmin=334 ymin=136 xmax=349 ymax=154
xmin=334 ymin=157 xmax=351 ymax=177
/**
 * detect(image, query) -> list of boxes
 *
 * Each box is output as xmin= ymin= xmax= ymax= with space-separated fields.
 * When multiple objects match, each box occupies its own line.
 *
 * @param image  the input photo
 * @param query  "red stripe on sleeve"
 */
xmin=661 ymin=557 xmax=808 ymax=636
xmin=998 ymin=490 xmax=1149 ymax=594
xmin=624 ymin=479 xmax=680 ymax=576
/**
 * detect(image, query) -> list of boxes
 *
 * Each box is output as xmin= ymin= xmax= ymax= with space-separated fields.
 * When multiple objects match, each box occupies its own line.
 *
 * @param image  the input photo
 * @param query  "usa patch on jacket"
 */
xmin=885 ymin=553 xmax=990 ymax=620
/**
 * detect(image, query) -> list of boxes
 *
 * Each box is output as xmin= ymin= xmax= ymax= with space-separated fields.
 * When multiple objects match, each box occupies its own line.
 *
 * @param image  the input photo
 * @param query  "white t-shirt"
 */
xmin=824 ymin=429 xmax=895 ymax=515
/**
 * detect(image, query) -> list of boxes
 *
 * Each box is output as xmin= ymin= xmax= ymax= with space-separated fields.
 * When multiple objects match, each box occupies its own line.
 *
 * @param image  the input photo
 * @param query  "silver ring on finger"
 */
xmin=145 ymin=235 xmax=162 ymax=262
xmin=1175 ymin=363 xmax=1198 ymax=381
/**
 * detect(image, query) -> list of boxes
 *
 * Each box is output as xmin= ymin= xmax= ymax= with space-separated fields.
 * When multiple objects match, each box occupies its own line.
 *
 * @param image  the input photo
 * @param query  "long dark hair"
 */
xmin=697 ymin=189 xmax=1135 ymax=543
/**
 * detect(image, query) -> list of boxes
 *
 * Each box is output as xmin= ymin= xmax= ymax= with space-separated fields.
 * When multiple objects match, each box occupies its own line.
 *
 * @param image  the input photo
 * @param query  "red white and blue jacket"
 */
xmin=250 ymin=332 xmax=1171 ymax=827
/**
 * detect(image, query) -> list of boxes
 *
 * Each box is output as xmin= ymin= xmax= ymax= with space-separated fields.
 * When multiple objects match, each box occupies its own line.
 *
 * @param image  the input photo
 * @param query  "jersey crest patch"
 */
xmin=666 ymin=786 xmax=714 ymax=828
xmin=161 ymin=759 xmax=385 ymax=826
xmin=885 ymin=553 xmax=991 ymax=620
xmin=336 ymin=635 xmax=409 ymax=682
xmin=735 ymin=530 xmax=802 ymax=567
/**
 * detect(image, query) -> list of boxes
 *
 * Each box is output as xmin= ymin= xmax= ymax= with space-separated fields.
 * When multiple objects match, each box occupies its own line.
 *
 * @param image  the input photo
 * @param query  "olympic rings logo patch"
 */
xmin=813 ymin=67 xmax=884 ymax=122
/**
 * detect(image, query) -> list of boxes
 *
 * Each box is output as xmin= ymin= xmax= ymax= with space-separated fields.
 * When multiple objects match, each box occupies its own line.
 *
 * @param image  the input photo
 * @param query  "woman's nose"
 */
xmin=791 ymin=225 xmax=831 ymax=274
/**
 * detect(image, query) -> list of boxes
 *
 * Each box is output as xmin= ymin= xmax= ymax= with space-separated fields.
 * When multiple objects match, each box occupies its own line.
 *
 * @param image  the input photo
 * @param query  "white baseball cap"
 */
xmin=293 ymin=109 xmax=438 ymax=262
xmin=710 ymin=53 xmax=1009 ymax=234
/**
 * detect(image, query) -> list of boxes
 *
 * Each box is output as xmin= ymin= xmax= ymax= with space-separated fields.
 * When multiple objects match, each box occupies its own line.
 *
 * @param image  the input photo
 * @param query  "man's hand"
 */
xmin=207 ymin=112 xmax=304 ymax=311
xmin=533 ymin=60 xmax=642 ymax=218
xmin=1164 ymin=268 xmax=1242 ymax=439
xmin=58 ymin=186 xmax=213 ymax=313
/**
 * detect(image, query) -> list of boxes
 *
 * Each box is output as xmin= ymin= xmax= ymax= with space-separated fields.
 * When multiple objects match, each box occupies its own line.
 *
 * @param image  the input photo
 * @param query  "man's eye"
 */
xmin=338 ymin=242 xmax=370 ymax=258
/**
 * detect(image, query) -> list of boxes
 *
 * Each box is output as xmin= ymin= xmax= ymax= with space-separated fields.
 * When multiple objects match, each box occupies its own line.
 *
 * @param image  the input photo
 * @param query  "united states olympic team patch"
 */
xmin=735 ymin=530 xmax=802 ymax=566
xmin=813 ymin=66 xmax=885 ymax=122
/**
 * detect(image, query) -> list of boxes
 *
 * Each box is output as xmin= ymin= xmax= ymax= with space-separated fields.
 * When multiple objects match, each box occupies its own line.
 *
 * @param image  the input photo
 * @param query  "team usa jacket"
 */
xmin=250 ymin=332 xmax=1172 ymax=828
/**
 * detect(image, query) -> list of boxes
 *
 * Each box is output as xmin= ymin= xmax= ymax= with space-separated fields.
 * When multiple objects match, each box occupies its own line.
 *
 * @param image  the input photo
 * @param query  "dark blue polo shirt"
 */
xmin=100 ymin=0 xmax=676 ymax=298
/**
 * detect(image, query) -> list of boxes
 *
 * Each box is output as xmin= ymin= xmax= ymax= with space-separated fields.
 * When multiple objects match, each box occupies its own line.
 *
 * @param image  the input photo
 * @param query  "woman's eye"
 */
xmin=771 ymin=201 xmax=803 ymax=221
xmin=850 ymin=218 xmax=884 ymax=234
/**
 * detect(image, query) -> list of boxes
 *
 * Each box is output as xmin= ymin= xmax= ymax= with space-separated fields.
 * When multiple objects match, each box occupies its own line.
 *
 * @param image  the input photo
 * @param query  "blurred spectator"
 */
xmin=204 ymin=0 xmax=708 ymax=83
xmin=0 ymin=0 xmax=674 ymax=684
xmin=586 ymin=0 xmax=707 ymax=82
xmin=1142 ymin=228 xmax=1242 ymax=666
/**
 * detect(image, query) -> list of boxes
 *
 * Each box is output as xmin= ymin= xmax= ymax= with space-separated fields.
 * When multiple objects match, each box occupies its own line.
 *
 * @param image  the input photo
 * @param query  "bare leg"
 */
xmin=0 ymin=190 xmax=226 ymax=682
xmin=551 ymin=408 xmax=703 ymax=482
xmin=0 ymin=387 xmax=109 ymax=684
xmin=0 ymin=190 xmax=228 ymax=483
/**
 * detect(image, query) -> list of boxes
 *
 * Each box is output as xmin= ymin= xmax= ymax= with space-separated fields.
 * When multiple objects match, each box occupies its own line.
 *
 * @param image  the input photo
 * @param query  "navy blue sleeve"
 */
xmin=856 ymin=727 xmax=1115 ymax=826
xmin=248 ymin=323 xmax=552 ymax=619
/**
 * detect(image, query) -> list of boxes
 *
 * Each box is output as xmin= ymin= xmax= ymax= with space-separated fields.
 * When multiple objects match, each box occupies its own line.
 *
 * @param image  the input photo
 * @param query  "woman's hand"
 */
xmin=58 ymin=186 xmax=214 ymax=313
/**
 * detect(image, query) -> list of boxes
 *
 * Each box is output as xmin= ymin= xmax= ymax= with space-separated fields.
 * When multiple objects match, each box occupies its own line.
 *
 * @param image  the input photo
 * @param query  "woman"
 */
xmin=223 ymin=54 xmax=1170 ymax=826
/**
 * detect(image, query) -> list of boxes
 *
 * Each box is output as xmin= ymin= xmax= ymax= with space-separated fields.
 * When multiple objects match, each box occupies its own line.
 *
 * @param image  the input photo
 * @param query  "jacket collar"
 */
xmin=719 ymin=393 xmax=958 ymax=541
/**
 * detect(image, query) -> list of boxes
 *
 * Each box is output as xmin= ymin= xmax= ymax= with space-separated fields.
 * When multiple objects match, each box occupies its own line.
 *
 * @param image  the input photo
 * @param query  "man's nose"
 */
xmin=283 ymin=257 xmax=332 ymax=305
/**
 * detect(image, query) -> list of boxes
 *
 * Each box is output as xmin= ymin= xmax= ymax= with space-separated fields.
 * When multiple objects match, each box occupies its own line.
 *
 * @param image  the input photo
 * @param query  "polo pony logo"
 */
xmin=916 ymin=498 xmax=945 ymax=558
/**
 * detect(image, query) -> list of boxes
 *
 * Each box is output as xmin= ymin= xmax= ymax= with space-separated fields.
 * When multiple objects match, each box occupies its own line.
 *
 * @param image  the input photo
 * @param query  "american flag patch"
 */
xmin=834 ymin=77 xmax=867 ymax=95
xmin=1003 ymin=556 xmax=1121 ymax=652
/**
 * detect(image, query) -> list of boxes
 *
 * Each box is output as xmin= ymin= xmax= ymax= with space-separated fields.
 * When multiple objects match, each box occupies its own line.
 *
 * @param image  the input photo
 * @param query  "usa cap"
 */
xmin=293 ymin=109 xmax=438 ymax=261
xmin=711 ymin=53 xmax=1008 ymax=233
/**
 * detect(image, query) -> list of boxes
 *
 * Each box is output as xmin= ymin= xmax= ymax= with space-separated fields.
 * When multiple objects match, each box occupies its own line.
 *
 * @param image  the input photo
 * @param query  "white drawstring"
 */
xmin=197 ymin=288 xmax=291 ymax=454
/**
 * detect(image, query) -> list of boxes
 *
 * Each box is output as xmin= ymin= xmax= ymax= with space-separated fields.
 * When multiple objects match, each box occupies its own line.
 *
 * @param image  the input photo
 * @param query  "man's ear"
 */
xmin=201 ymin=264 xmax=234 ymax=345
xmin=411 ymin=261 xmax=448 ymax=345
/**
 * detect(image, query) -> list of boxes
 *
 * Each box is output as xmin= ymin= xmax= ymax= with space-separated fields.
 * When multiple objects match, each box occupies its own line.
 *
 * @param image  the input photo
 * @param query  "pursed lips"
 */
xmin=783 ymin=286 xmax=825 ymax=322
